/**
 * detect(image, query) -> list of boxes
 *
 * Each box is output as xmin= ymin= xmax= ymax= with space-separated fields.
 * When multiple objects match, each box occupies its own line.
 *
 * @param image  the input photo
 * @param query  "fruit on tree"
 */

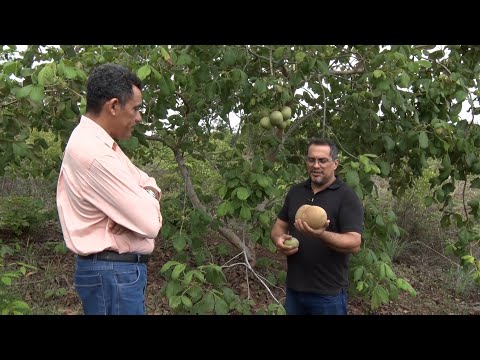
xmin=280 ymin=106 xmax=292 ymax=120
xmin=260 ymin=116 xmax=273 ymax=130
xmin=269 ymin=110 xmax=284 ymax=127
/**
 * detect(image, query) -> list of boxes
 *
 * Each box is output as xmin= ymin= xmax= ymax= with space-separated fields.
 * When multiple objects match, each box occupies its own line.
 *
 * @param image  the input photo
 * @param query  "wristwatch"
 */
xmin=145 ymin=188 xmax=158 ymax=200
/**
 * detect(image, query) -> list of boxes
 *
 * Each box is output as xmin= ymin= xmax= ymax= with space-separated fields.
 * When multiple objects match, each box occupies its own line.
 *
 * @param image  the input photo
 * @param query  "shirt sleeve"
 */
xmin=338 ymin=188 xmax=363 ymax=234
xmin=82 ymin=155 xmax=162 ymax=239
xmin=277 ymin=190 xmax=291 ymax=222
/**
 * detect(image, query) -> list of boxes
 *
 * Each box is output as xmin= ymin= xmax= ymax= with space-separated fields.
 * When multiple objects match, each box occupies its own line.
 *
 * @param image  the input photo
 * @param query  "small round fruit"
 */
xmin=260 ymin=116 xmax=272 ymax=130
xmin=284 ymin=237 xmax=299 ymax=249
xmin=269 ymin=111 xmax=284 ymax=126
xmin=280 ymin=106 xmax=292 ymax=120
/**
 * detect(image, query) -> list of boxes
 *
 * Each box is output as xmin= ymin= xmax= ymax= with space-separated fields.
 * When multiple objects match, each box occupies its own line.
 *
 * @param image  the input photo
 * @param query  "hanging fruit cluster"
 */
xmin=259 ymin=106 xmax=292 ymax=130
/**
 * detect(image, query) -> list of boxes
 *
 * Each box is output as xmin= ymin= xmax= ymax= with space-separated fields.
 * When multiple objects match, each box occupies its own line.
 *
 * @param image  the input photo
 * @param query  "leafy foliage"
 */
xmin=0 ymin=196 xmax=50 ymax=235
xmin=2 ymin=45 xmax=480 ymax=310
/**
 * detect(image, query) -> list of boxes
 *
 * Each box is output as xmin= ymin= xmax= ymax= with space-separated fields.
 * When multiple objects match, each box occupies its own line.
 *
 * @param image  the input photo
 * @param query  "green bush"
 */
xmin=0 ymin=242 xmax=35 ymax=314
xmin=0 ymin=196 xmax=49 ymax=235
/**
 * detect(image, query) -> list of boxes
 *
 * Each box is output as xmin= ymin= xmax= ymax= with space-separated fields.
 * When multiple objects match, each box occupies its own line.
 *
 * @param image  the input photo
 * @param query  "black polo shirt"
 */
xmin=277 ymin=176 xmax=363 ymax=295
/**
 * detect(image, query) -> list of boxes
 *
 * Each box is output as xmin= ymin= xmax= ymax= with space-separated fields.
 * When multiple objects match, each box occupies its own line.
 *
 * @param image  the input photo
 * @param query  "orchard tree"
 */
xmin=1 ymin=45 xmax=480 ymax=311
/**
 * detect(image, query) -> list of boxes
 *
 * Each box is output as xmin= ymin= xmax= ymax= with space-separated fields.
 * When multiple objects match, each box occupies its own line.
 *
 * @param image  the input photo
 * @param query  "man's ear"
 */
xmin=108 ymin=98 xmax=119 ymax=114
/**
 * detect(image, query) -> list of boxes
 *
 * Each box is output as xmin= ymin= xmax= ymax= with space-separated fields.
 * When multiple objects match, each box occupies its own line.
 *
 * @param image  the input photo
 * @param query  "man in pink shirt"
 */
xmin=56 ymin=63 xmax=162 ymax=315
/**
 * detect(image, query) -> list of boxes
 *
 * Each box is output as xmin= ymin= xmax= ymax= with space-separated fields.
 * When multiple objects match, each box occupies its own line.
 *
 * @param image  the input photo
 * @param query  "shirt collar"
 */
xmin=303 ymin=176 xmax=342 ymax=190
xmin=80 ymin=115 xmax=117 ymax=150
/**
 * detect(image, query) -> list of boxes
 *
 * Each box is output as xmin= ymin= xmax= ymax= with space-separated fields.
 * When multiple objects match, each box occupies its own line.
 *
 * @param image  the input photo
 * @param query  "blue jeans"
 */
xmin=285 ymin=288 xmax=348 ymax=315
xmin=74 ymin=256 xmax=147 ymax=315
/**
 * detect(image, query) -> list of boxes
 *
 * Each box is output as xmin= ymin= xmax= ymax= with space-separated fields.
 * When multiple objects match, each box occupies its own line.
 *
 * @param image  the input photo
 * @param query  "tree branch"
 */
xmin=172 ymin=148 xmax=256 ymax=265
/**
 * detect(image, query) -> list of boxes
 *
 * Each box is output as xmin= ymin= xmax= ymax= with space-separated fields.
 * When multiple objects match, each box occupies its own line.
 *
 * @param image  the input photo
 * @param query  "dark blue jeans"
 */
xmin=74 ymin=256 xmax=147 ymax=315
xmin=285 ymin=287 xmax=348 ymax=315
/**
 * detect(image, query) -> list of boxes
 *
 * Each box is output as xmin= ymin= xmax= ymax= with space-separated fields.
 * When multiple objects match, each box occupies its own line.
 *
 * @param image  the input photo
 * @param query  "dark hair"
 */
xmin=307 ymin=138 xmax=338 ymax=160
xmin=86 ymin=63 xmax=142 ymax=115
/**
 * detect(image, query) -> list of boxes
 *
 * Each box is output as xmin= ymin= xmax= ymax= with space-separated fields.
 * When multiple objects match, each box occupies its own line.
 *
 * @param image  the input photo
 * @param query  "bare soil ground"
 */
xmin=5 ymin=221 xmax=479 ymax=316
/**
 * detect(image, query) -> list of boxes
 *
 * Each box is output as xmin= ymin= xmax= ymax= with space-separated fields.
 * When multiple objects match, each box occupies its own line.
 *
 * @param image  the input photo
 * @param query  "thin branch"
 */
xmin=245 ymin=46 xmax=271 ymax=62
xmin=330 ymin=68 xmax=365 ymax=75
xmin=282 ymin=108 xmax=323 ymax=144
xmin=462 ymin=178 xmax=469 ymax=221
xmin=269 ymin=48 xmax=273 ymax=76
xmin=411 ymin=240 xmax=460 ymax=268
xmin=326 ymin=125 xmax=357 ymax=159
xmin=1 ymin=98 xmax=19 ymax=107
xmin=221 ymin=262 xmax=286 ymax=294
xmin=318 ymin=75 xmax=327 ymax=138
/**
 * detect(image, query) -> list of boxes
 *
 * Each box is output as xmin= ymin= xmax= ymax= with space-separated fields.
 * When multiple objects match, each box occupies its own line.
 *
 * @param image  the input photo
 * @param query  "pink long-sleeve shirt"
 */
xmin=56 ymin=116 xmax=162 ymax=255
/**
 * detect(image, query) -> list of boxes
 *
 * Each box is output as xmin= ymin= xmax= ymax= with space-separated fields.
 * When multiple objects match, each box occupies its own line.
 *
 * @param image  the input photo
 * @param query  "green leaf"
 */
xmin=236 ymin=187 xmax=250 ymax=200
xmin=171 ymin=264 xmax=186 ymax=280
xmin=317 ymin=61 xmax=329 ymax=75
xmin=16 ymin=85 xmax=33 ymax=99
xmin=455 ymin=90 xmax=467 ymax=103
xmin=188 ymin=286 xmax=202 ymax=302
xmin=63 ymin=66 xmax=78 ymax=79
xmin=29 ymin=85 xmax=44 ymax=103
xmin=206 ymin=82 xmax=217 ymax=100
xmin=396 ymin=278 xmax=416 ymax=296
xmin=240 ymin=206 xmax=251 ymax=220
xmin=273 ymin=47 xmax=286 ymax=60
xmin=136 ymin=65 xmax=151 ymax=81
xmin=1 ymin=277 xmax=12 ymax=286
xmin=417 ymin=60 xmax=432 ymax=68
xmin=159 ymin=46 xmax=171 ymax=61
xmin=383 ymin=135 xmax=395 ymax=150
xmin=214 ymin=297 xmax=229 ymax=315
xmin=37 ymin=64 xmax=55 ymax=86
xmin=177 ymin=54 xmax=192 ymax=66
xmin=379 ymin=161 xmax=390 ymax=176
xmin=399 ymin=72 xmax=410 ymax=88
xmin=217 ymin=202 xmax=229 ymax=217
xmin=157 ymin=74 xmax=170 ymax=96
xmin=384 ymin=263 xmax=395 ymax=279
xmin=418 ymin=131 xmax=429 ymax=149
xmin=169 ymin=295 xmax=182 ymax=309
xmin=257 ymin=175 xmax=269 ymax=188
xmin=295 ymin=51 xmax=306 ymax=63
xmin=192 ymin=270 xmax=205 ymax=282
xmin=450 ymin=102 xmax=463 ymax=116
xmin=193 ymin=292 xmax=215 ymax=314
xmin=255 ymin=79 xmax=267 ymax=94
xmin=223 ymin=48 xmax=236 ymax=66
xmin=181 ymin=295 xmax=193 ymax=308
xmin=12 ymin=142 xmax=28 ymax=157
xmin=259 ymin=212 xmax=270 ymax=226
xmin=173 ymin=233 xmax=187 ymax=252
xmin=442 ymin=182 xmax=455 ymax=194
xmin=373 ymin=69 xmax=384 ymax=78
xmin=160 ymin=260 xmax=180 ymax=273
xmin=424 ymin=196 xmax=434 ymax=207
xmin=470 ymin=178 xmax=480 ymax=189
xmin=3 ymin=61 xmax=18 ymax=76
xmin=345 ymin=170 xmax=359 ymax=187
xmin=218 ymin=185 xmax=228 ymax=198
xmin=375 ymin=214 xmax=385 ymax=227
xmin=377 ymin=79 xmax=390 ymax=91
xmin=353 ymin=267 xmax=364 ymax=282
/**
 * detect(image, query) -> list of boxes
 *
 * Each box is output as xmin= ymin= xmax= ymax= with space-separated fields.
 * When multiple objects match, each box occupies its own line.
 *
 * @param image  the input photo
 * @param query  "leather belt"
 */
xmin=78 ymin=250 xmax=150 ymax=264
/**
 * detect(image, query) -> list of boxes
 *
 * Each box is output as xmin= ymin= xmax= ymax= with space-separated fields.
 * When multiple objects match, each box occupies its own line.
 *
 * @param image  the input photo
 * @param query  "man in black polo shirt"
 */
xmin=271 ymin=138 xmax=363 ymax=315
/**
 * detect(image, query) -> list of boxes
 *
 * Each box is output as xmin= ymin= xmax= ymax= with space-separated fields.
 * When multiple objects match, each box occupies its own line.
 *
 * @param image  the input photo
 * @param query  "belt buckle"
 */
xmin=136 ymin=254 xmax=141 ymax=263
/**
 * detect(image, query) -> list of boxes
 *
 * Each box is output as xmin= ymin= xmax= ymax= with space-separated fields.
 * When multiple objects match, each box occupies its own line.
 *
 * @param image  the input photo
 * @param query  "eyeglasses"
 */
xmin=306 ymin=157 xmax=334 ymax=165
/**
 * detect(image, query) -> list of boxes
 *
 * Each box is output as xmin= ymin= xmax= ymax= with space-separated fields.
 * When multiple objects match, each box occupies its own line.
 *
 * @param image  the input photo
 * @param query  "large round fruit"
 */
xmin=295 ymin=204 xmax=327 ymax=229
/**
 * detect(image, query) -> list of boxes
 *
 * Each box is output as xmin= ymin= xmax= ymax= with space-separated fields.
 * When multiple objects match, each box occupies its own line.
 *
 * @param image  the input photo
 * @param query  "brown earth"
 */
xmin=7 ymin=222 xmax=480 ymax=315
